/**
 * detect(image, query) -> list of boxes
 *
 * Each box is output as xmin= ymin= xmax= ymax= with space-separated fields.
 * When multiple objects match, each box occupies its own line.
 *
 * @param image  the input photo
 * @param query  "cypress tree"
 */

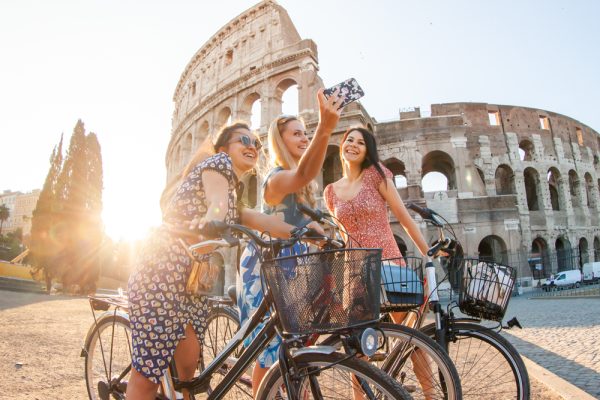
xmin=30 ymin=135 xmax=63 ymax=292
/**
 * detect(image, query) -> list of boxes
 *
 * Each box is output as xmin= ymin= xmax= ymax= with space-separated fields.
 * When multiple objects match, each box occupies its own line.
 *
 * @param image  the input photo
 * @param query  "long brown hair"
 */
xmin=267 ymin=115 xmax=316 ymax=206
xmin=339 ymin=126 xmax=387 ymax=185
xmin=160 ymin=121 xmax=251 ymax=212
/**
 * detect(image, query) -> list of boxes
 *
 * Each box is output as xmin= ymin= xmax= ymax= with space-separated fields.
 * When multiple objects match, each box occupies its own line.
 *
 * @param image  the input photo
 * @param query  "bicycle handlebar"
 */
xmin=190 ymin=204 xmax=343 ymax=254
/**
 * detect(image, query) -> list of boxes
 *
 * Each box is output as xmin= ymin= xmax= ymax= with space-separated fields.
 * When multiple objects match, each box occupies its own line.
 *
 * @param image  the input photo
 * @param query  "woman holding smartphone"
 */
xmin=126 ymin=122 xmax=300 ymax=400
xmin=323 ymin=126 xmax=437 ymax=398
xmin=237 ymin=88 xmax=344 ymax=396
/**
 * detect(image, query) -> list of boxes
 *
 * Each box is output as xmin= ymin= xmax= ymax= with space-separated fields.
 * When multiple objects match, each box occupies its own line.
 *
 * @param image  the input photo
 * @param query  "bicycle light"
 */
xmin=360 ymin=328 xmax=379 ymax=357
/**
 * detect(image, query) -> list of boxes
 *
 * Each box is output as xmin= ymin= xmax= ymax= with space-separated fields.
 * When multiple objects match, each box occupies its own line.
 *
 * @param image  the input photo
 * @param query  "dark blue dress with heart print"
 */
xmin=128 ymin=152 xmax=239 ymax=383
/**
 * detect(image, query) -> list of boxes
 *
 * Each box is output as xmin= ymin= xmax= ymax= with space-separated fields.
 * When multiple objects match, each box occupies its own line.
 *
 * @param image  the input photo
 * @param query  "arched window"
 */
xmin=275 ymin=78 xmax=299 ymax=116
xmin=584 ymin=172 xmax=594 ymax=207
xmin=421 ymin=150 xmax=456 ymax=191
xmin=383 ymin=158 xmax=407 ymax=189
xmin=519 ymin=140 xmax=535 ymax=161
xmin=556 ymin=237 xmax=573 ymax=272
xmin=530 ymin=238 xmax=550 ymax=279
xmin=524 ymin=168 xmax=541 ymax=211
xmin=594 ymin=237 xmax=600 ymax=262
xmin=394 ymin=235 xmax=407 ymax=258
xmin=323 ymin=145 xmax=342 ymax=189
xmin=547 ymin=168 xmax=564 ymax=211
xmin=579 ymin=237 xmax=589 ymax=268
xmin=568 ymin=170 xmax=581 ymax=208
xmin=495 ymin=165 xmax=515 ymax=195
xmin=216 ymin=106 xmax=232 ymax=129
xmin=478 ymin=235 xmax=508 ymax=264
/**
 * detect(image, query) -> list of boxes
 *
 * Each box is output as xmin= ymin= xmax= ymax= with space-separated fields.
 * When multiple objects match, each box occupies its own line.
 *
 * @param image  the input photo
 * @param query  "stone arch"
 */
xmin=495 ymin=164 xmax=515 ymax=195
xmin=394 ymin=235 xmax=407 ymax=258
xmin=323 ymin=145 xmax=342 ymax=189
xmin=181 ymin=132 xmax=193 ymax=168
xmin=594 ymin=236 xmax=600 ymax=262
xmin=547 ymin=167 xmax=565 ymax=211
xmin=216 ymin=106 xmax=232 ymax=129
xmin=421 ymin=150 xmax=456 ymax=191
xmin=530 ymin=237 xmax=550 ymax=279
xmin=196 ymin=120 xmax=209 ymax=151
xmin=523 ymin=167 xmax=542 ymax=211
xmin=579 ymin=237 xmax=589 ymax=268
xmin=519 ymin=139 xmax=535 ymax=161
xmin=275 ymin=77 xmax=299 ymax=115
xmin=383 ymin=158 xmax=407 ymax=188
xmin=478 ymin=235 xmax=508 ymax=264
xmin=555 ymin=236 xmax=573 ymax=272
xmin=568 ymin=169 xmax=581 ymax=208
xmin=241 ymin=92 xmax=262 ymax=129
xmin=584 ymin=172 xmax=595 ymax=207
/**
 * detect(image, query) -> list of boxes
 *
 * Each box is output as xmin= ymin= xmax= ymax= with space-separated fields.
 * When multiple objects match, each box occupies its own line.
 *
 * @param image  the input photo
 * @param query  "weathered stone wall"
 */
xmin=166 ymin=1 xmax=600 ymax=290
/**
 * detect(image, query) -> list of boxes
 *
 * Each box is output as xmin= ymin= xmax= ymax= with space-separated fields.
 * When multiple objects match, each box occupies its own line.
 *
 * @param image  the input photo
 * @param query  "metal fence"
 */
xmin=474 ymin=247 xmax=599 ymax=288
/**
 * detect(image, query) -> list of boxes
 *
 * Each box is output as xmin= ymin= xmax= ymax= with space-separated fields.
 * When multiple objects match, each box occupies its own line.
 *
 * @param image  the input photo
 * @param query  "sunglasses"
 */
xmin=228 ymin=134 xmax=262 ymax=151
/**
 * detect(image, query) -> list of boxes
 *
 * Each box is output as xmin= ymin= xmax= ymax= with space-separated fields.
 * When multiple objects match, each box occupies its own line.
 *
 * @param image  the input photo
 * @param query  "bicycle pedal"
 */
xmin=368 ymin=352 xmax=387 ymax=362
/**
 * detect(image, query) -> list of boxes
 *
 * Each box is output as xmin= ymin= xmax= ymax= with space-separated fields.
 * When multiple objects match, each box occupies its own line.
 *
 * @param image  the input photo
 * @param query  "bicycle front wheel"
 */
xmin=200 ymin=304 xmax=253 ymax=399
xmin=256 ymin=351 xmax=412 ymax=400
xmin=421 ymin=321 xmax=530 ymax=400
xmin=321 ymin=323 xmax=462 ymax=399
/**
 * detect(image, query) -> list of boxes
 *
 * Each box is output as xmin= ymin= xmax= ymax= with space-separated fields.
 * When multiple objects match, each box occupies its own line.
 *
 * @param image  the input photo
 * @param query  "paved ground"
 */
xmin=0 ymin=288 xmax=595 ymax=399
xmin=501 ymin=294 xmax=600 ymax=399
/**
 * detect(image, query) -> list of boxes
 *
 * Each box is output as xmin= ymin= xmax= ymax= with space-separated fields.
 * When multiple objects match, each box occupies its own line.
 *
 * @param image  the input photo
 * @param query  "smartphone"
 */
xmin=323 ymin=78 xmax=365 ymax=109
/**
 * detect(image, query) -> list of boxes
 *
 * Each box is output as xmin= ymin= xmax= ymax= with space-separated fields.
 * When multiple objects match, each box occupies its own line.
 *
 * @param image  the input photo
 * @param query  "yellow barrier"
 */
xmin=0 ymin=261 xmax=35 ymax=280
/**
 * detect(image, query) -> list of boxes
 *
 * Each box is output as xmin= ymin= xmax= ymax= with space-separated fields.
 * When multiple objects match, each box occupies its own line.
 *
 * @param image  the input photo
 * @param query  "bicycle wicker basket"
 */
xmin=261 ymin=248 xmax=382 ymax=335
xmin=380 ymin=256 xmax=424 ymax=312
xmin=457 ymin=258 xmax=516 ymax=321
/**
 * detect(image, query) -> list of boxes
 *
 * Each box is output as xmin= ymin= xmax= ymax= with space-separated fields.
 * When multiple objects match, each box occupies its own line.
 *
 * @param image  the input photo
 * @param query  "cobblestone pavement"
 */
xmin=500 ymin=295 xmax=600 ymax=399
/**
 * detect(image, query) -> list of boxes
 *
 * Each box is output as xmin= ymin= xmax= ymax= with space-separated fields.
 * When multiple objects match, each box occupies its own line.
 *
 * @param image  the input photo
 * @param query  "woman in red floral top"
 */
xmin=324 ymin=126 xmax=436 ymax=398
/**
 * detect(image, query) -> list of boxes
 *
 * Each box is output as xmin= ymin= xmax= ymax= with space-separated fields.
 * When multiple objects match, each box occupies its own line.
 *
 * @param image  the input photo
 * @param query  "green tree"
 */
xmin=52 ymin=120 xmax=105 ymax=293
xmin=0 ymin=204 xmax=9 ymax=236
xmin=30 ymin=134 xmax=63 ymax=292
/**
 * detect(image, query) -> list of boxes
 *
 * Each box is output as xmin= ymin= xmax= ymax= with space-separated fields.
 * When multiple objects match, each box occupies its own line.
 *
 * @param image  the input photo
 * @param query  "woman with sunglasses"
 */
xmin=237 ymin=88 xmax=344 ymax=396
xmin=126 ymin=122 xmax=300 ymax=400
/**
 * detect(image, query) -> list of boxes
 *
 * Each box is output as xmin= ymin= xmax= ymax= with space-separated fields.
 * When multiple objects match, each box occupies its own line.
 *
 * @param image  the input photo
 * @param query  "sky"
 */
xmin=1 ymin=0 xmax=599 ymax=241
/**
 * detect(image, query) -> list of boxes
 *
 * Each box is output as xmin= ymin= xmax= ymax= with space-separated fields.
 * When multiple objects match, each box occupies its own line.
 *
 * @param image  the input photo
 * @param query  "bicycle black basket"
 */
xmin=261 ymin=248 xmax=382 ymax=335
xmin=457 ymin=258 xmax=516 ymax=321
xmin=380 ymin=256 xmax=424 ymax=312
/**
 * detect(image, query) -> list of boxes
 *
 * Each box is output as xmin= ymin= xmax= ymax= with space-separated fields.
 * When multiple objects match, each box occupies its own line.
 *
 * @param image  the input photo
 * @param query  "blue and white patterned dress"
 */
xmin=128 ymin=152 xmax=239 ymax=383
xmin=237 ymin=167 xmax=309 ymax=368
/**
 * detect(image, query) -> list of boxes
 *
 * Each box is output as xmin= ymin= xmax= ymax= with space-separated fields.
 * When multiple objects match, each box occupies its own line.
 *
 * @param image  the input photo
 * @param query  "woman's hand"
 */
xmin=316 ymin=88 xmax=344 ymax=133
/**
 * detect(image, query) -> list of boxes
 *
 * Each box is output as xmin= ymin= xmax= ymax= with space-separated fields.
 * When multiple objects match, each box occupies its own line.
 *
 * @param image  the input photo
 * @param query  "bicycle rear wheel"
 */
xmin=421 ymin=321 xmax=530 ymax=400
xmin=84 ymin=314 xmax=132 ymax=400
xmin=256 ymin=351 xmax=412 ymax=400
xmin=322 ymin=323 xmax=462 ymax=399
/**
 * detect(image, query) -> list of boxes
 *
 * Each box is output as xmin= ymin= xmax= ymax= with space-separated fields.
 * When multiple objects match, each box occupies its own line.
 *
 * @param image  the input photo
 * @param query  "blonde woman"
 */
xmin=237 ymin=88 xmax=344 ymax=396
xmin=127 ymin=122 xmax=299 ymax=400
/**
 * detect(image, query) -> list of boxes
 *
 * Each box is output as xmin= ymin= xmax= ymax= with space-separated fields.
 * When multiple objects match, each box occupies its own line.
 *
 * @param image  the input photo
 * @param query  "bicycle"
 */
xmin=291 ymin=204 xmax=463 ymax=400
xmin=402 ymin=203 xmax=531 ymax=400
xmin=82 ymin=220 xmax=411 ymax=400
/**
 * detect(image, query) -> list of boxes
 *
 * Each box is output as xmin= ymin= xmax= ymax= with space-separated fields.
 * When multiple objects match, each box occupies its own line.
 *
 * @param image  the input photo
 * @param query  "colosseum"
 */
xmin=166 ymin=0 xmax=600 ymax=294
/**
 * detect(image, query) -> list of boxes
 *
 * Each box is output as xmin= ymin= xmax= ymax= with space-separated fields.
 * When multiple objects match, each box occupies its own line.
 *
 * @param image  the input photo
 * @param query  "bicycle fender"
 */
xmin=292 ymin=345 xmax=338 ymax=357
xmin=80 ymin=310 xmax=130 ymax=358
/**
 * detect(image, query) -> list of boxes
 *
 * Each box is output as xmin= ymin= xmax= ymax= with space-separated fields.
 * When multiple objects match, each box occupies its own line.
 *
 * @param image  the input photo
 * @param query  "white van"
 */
xmin=582 ymin=262 xmax=600 ymax=283
xmin=542 ymin=270 xmax=582 ymax=291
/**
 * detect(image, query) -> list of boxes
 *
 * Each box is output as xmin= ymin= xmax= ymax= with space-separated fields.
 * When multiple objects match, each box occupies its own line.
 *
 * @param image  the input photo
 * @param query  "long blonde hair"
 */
xmin=267 ymin=115 xmax=316 ymax=206
xmin=161 ymin=121 xmax=251 ymax=212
